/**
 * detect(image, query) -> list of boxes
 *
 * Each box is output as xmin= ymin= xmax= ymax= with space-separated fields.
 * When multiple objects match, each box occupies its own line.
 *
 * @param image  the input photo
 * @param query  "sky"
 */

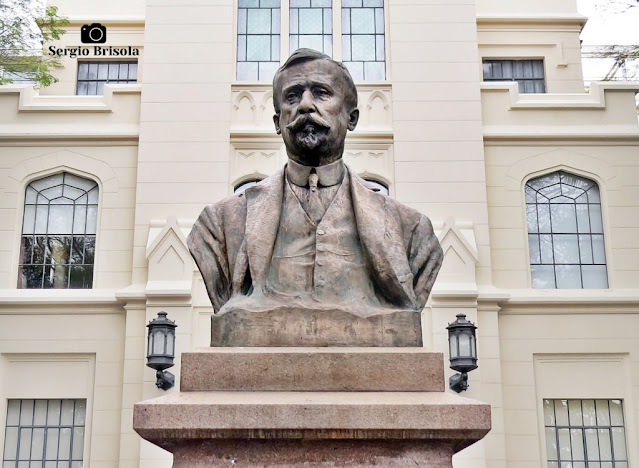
xmin=577 ymin=0 xmax=639 ymax=81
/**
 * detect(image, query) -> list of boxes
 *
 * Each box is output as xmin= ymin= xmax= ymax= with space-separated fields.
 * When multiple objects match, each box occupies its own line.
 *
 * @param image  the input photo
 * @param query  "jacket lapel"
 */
xmin=349 ymin=168 xmax=417 ymax=309
xmin=244 ymin=169 xmax=285 ymax=288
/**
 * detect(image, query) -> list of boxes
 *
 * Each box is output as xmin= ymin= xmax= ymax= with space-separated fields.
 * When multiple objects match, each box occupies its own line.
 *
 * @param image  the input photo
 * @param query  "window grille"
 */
xmin=483 ymin=59 xmax=545 ymax=93
xmin=341 ymin=0 xmax=385 ymax=80
xmin=544 ymin=399 xmax=628 ymax=468
xmin=236 ymin=0 xmax=386 ymax=81
xmin=18 ymin=172 xmax=98 ymax=289
xmin=525 ymin=171 xmax=608 ymax=289
xmin=2 ymin=399 xmax=86 ymax=468
xmin=76 ymin=61 xmax=138 ymax=95
xmin=237 ymin=0 xmax=281 ymax=81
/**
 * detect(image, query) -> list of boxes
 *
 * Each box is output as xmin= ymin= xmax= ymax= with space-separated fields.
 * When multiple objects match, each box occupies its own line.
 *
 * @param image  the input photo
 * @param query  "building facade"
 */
xmin=0 ymin=0 xmax=638 ymax=466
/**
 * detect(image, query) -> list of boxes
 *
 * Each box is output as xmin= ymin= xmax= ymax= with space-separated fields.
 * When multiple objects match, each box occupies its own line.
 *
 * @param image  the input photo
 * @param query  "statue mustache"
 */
xmin=285 ymin=113 xmax=330 ymax=131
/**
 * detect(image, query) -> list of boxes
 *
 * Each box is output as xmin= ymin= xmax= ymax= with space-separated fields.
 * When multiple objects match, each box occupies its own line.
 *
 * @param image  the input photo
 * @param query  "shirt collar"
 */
xmin=286 ymin=158 xmax=345 ymax=188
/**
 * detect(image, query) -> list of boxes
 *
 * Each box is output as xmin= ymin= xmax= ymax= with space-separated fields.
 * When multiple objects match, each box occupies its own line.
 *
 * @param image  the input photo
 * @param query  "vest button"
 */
xmin=317 ymin=245 xmax=325 ymax=252
xmin=317 ymin=260 xmax=324 ymax=266
xmin=317 ymin=229 xmax=325 ymax=235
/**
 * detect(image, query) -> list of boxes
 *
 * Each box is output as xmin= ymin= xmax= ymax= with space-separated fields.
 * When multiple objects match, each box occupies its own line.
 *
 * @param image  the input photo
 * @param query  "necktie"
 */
xmin=307 ymin=172 xmax=324 ymax=224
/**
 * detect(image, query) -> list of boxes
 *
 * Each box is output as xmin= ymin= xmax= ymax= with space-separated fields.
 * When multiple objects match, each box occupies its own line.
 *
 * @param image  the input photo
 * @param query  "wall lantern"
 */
xmin=146 ymin=311 xmax=177 ymax=390
xmin=446 ymin=313 xmax=478 ymax=393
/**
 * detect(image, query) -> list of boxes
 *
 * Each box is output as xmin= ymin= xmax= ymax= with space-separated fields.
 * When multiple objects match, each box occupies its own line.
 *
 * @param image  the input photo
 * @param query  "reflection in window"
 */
xmin=3 ymin=399 xmax=87 ymax=468
xmin=543 ymin=399 xmax=628 ymax=468
xmin=483 ymin=59 xmax=545 ymax=93
xmin=18 ymin=173 xmax=98 ymax=289
xmin=76 ymin=61 xmax=138 ymax=95
xmin=234 ymin=179 xmax=263 ymax=193
xmin=237 ymin=0 xmax=281 ymax=81
xmin=525 ymin=171 xmax=607 ymax=289
xmin=342 ymin=0 xmax=385 ymax=80
xmin=290 ymin=0 xmax=332 ymax=57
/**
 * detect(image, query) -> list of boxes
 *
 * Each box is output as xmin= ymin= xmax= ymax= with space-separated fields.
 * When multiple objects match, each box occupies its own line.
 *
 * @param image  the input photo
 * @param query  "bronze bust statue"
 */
xmin=188 ymin=49 xmax=443 ymax=346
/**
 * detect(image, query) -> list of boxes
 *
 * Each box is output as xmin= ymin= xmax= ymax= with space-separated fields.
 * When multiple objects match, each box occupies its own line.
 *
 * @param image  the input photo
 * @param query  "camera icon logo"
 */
xmin=81 ymin=23 xmax=107 ymax=44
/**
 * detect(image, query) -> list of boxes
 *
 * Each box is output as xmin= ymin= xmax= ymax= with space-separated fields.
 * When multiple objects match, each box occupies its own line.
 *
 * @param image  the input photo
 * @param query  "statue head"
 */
xmin=273 ymin=49 xmax=359 ymax=167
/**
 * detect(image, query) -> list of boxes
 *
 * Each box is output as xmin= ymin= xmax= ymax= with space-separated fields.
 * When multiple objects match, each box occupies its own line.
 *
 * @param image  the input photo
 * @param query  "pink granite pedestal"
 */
xmin=134 ymin=348 xmax=491 ymax=467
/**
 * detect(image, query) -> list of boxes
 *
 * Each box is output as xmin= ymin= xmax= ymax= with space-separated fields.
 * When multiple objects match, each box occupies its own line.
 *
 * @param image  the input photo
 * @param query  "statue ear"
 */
xmin=273 ymin=113 xmax=281 ymax=135
xmin=347 ymin=108 xmax=359 ymax=131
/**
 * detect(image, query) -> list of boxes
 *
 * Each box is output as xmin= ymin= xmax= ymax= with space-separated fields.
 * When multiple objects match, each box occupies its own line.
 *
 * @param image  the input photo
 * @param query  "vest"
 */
xmin=264 ymin=172 xmax=380 ymax=307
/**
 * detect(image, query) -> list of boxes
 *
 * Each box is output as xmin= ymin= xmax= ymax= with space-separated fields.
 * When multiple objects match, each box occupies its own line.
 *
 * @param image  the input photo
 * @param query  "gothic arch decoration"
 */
xmin=233 ymin=90 xmax=257 ymax=125
xmin=504 ymin=148 xmax=615 ymax=193
xmin=365 ymin=89 xmax=391 ymax=126
xmin=8 ymin=149 xmax=118 ymax=195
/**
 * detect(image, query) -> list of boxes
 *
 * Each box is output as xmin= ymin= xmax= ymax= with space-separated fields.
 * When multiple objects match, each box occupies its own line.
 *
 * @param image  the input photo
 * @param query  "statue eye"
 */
xmin=285 ymin=89 xmax=301 ymax=102
xmin=314 ymin=88 xmax=330 ymax=98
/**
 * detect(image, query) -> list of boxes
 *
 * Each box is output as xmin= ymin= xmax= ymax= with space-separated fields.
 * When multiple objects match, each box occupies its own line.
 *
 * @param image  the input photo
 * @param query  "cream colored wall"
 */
xmin=477 ymin=24 xmax=586 ymax=93
xmin=482 ymin=83 xmax=639 ymax=290
xmin=0 ymin=87 xmax=140 ymax=290
xmin=0 ymin=304 xmax=126 ymax=468
xmin=498 ymin=309 xmax=639 ymax=467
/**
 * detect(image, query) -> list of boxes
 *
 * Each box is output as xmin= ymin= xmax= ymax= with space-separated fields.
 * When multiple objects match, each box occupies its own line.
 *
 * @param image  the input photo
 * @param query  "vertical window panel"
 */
xmin=238 ymin=0 xmax=281 ymax=81
xmin=18 ymin=173 xmax=98 ymax=289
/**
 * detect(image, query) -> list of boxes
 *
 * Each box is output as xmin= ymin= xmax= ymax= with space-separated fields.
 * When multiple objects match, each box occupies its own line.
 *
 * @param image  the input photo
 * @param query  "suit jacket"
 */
xmin=188 ymin=165 xmax=443 ymax=315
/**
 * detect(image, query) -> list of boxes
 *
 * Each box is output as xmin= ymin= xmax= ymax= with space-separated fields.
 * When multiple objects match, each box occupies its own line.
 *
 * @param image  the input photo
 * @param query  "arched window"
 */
xmin=363 ymin=178 xmax=389 ymax=196
xmin=18 ymin=173 xmax=98 ymax=289
xmin=525 ymin=171 xmax=607 ymax=289
xmin=234 ymin=179 xmax=263 ymax=193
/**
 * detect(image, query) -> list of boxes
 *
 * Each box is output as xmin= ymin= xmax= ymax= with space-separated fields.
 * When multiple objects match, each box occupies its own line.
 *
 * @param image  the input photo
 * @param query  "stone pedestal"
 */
xmin=134 ymin=348 xmax=491 ymax=467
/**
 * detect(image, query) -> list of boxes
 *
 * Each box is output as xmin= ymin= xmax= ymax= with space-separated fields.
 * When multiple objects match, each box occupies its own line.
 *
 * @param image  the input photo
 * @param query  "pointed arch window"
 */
xmin=18 ymin=173 xmax=98 ymax=289
xmin=526 ymin=171 xmax=608 ymax=289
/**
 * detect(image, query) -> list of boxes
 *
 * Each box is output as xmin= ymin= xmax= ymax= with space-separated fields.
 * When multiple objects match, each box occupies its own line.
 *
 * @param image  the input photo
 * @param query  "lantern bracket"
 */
xmin=156 ymin=370 xmax=175 ymax=390
xmin=449 ymin=372 xmax=469 ymax=393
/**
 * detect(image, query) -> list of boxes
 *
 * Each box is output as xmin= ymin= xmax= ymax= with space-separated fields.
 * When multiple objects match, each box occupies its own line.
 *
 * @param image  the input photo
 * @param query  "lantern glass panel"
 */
xmin=470 ymin=334 xmax=476 ymax=358
xmin=147 ymin=333 xmax=153 ymax=356
xmin=459 ymin=331 xmax=471 ymax=358
xmin=449 ymin=333 xmax=458 ymax=359
xmin=166 ymin=330 xmax=175 ymax=356
xmin=152 ymin=329 xmax=165 ymax=355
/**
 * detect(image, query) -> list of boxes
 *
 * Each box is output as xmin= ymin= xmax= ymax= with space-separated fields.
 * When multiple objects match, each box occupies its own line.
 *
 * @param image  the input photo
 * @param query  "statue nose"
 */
xmin=298 ymin=90 xmax=315 ymax=113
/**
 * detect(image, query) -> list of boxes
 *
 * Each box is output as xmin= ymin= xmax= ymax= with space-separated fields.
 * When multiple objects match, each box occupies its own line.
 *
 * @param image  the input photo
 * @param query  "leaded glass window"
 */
xmin=341 ymin=0 xmax=385 ymax=80
xmin=3 ymin=399 xmax=86 ymax=468
xmin=544 ymin=399 xmax=628 ymax=468
xmin=237 ymin=0 xmax=281 ymax=80
xmin=526 ymin=171 xmax=608 ymax=289
xmin=483 ymin=59 xmax=545 ymax=93
xmin=77 ymin=61 xmax=138 ymax=95
xmin=290 ymin=0 xmax=333 ymax=57
xmin=18 ymin=173 xmax=98 ymax=289
xmin=236 ymin=0 xmax=386 ymax=81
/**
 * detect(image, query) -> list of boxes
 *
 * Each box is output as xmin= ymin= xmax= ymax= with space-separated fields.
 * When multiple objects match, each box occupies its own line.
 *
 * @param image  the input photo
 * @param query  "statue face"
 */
xmin=273 ymin=59 xmax=359 ymax=166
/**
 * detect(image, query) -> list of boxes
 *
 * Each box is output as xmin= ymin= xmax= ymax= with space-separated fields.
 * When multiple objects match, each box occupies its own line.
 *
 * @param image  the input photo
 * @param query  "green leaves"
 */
xmin=0 ymin=2 xmax=69 ymax=87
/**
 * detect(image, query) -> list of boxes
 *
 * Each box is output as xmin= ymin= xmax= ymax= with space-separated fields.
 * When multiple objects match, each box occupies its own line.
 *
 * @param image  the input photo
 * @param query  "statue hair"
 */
xmin=272 ymin=48 xmax=358 ymax=114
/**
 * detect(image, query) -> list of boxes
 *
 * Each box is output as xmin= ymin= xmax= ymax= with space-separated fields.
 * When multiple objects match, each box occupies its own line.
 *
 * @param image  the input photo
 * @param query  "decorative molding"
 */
xmin=481 ymin=81 xmax=639 ymax=110
xmin=476 ymin=14 xmax=588 ymax=27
